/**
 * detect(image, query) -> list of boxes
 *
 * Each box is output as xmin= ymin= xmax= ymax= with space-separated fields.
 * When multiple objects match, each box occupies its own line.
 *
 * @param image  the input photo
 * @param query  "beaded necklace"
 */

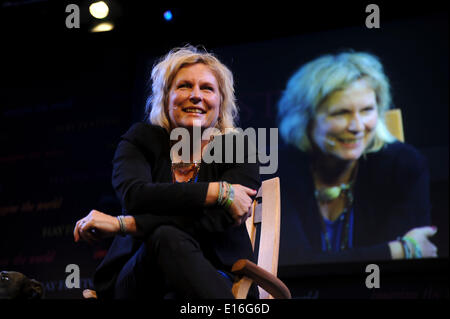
xmin=317 ymin=188 xmax=354 ymax=251
xmin=171 ymin=161 xmax=201 ymax=183
xmin=313 ymin=164 xmax=358 ymax=252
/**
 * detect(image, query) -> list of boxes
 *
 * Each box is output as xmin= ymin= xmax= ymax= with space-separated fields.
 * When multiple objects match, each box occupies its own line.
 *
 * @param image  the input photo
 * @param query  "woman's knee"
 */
xmin=148 ymin=225 xmax=199 ymax=254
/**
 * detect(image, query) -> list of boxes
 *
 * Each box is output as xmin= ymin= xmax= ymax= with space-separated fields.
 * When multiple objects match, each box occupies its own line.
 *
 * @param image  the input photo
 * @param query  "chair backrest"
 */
xmin=384 ymin=109 xmax=404 ymax=142
xmin=245 ymin=177 xmax=281 ymax=299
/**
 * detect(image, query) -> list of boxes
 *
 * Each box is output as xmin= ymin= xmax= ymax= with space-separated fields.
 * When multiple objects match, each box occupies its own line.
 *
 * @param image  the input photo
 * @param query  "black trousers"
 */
xmin=114 ymin=225 xmax=235 ymax=299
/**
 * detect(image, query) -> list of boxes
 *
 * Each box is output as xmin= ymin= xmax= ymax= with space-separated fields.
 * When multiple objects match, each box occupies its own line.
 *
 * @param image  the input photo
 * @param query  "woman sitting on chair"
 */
xmin=73 ymin=46 xmax=260 ymax=299
xmin=277 ymin=51 xmax=438 ymax=264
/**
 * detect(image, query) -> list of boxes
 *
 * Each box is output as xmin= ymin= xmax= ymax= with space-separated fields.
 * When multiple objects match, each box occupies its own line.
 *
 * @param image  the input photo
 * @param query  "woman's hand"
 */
xmin=228 ymin=184 xmax=257 ymax=226
xmin=73 ymin=210 xmax=120 ymax=244
xmin=403 ymin=226 xmax=438 ymax=258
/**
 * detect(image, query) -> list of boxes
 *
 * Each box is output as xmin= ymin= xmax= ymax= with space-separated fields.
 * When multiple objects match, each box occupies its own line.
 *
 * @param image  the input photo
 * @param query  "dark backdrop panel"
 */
xmin=0 ymin=43 xmax=134 ymax=298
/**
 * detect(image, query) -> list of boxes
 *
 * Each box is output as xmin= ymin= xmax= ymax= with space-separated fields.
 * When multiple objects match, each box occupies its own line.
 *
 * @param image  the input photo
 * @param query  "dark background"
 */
xmin=0 ymin=0 xmax=448 ymax=299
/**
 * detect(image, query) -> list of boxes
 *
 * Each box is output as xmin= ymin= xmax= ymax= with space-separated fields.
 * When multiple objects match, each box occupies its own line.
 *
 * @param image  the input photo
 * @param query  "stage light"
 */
xmin=89 ymin=1 xmax=109 ymax=19
xmin=164 ymin=10 xmax=173 ymax=21
xmin=90 ymin=21 xmax=114 ymax=32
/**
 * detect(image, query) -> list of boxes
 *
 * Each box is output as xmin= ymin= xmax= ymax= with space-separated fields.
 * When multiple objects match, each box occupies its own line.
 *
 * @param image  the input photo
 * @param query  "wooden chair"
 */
xmin=384 ymin=109 xmax=404 ymax=142
xmin=83 ymin=177 xmax=290 ymax=299
xmin=231 ymin=177 xmax=291 ymax=299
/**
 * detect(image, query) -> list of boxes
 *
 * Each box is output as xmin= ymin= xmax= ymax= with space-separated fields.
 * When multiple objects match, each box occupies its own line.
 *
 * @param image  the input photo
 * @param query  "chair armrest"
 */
xmin=231 ymin=259 xmax=291 ymax=299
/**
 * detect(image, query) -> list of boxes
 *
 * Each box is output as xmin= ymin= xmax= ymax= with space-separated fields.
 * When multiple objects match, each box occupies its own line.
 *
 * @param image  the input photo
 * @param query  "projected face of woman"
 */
xmin=167 ymin=63 xmax=221 ymax=130
xmin=310 ymin=78 xmax=379 ymax=162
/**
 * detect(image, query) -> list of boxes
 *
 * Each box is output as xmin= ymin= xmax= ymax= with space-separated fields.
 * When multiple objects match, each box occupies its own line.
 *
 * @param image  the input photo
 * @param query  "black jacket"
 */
xmin=93 ymin=123 xmax=261 ymax=298
xmin=278 ymin=141 xmax=431 ymax=265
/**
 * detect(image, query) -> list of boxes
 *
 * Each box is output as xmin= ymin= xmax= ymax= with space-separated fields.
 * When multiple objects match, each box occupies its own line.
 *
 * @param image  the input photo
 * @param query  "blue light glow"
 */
xmin=164 ymin=10 xmax=173 ymax=21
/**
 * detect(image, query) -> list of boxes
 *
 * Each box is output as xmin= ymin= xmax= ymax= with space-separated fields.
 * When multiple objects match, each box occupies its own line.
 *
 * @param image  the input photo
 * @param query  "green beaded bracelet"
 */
xmin=397 ymin=236 xmax=411 ymax=259
xmin=224 ymin=184 xmax=234 ymax=209
xmin=403 ymin=236 xmax=422 ymax=258
xmin=217 ymin=181 xmax=224 ymax=205
xmin=221 ymin=182 xmax=230 ymax=206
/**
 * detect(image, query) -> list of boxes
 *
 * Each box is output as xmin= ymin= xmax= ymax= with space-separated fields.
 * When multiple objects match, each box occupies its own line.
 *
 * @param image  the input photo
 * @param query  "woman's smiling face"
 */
xmin=167 ymin=63 xmax=221 ymax=130
xmin=310 ymin=78 xmax=379 ymax=162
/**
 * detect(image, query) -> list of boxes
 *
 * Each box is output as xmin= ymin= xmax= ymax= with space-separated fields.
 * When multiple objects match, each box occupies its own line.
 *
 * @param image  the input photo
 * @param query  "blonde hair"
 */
xmin=145 ymin=45 xmax=238 ymax=133
xmin=278 ymin=51 xmax=396 ymax=153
